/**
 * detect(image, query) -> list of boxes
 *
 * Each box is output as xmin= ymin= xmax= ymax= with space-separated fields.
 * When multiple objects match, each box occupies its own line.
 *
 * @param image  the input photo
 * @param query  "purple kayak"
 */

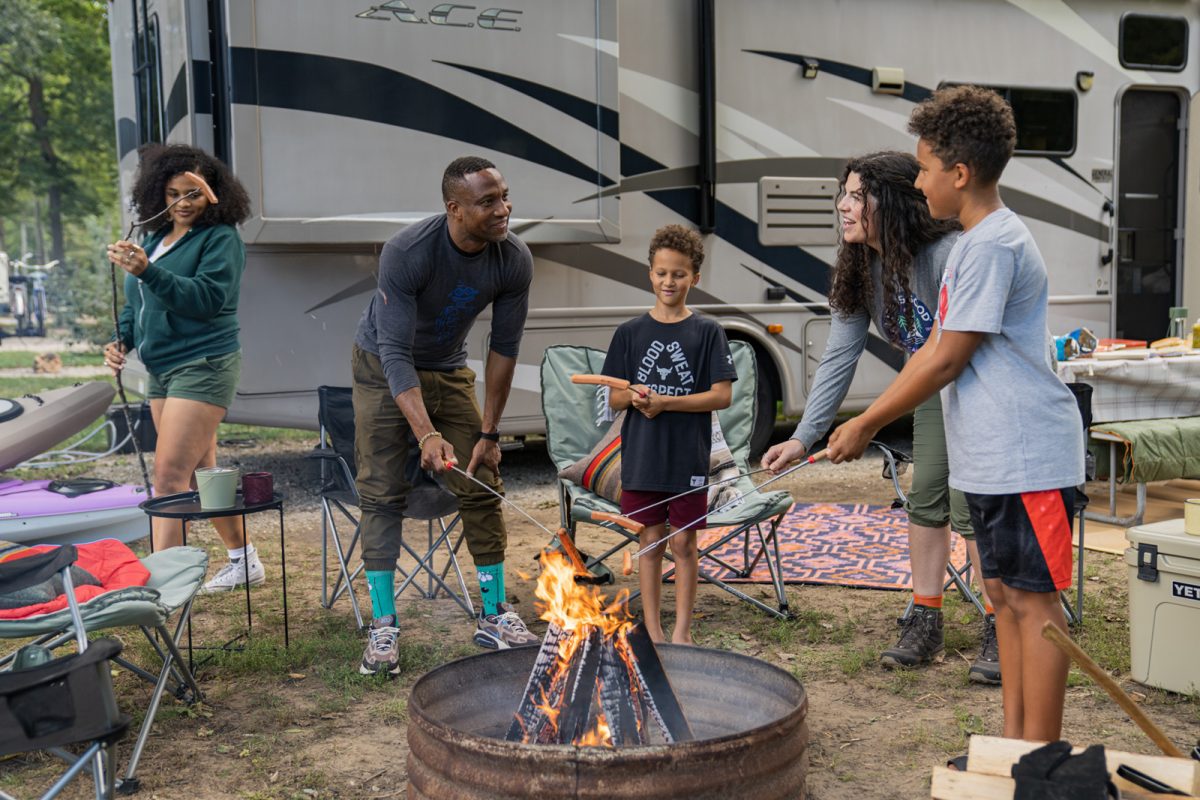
xmin=0 ymin=478 xmax=148 ymax=545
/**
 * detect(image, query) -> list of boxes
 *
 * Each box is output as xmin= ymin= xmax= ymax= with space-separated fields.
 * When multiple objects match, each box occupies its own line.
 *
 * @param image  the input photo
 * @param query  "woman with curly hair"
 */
xmin=762 ymin=151 xmax=999 ymax=683
xmin=104 ymin=144 xmax=261 ymax=593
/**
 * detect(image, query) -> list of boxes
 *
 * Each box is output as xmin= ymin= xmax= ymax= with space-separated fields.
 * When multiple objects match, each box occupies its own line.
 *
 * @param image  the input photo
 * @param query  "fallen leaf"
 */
xmin=269 ymin=771 xmax=279 ymax=783
xmin=288 ymin=673 xmax=306 ymax=680
xmin=1130 ymin=691 xmax=1147 ymax=703
xmin=197 ymin=727 xmax=214 ymax=738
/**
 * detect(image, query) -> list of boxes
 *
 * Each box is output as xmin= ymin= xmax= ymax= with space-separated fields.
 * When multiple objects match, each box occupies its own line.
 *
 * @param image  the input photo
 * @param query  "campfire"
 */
xmin=506 ymin=548 xmax=691 ymax=747
xmin=405 ymin=526 xmax=810 ymax=799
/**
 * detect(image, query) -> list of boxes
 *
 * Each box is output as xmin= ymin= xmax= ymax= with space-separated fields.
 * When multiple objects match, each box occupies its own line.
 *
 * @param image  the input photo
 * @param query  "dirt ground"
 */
xmin=3 ymin=431 xmax=1198 ymax=799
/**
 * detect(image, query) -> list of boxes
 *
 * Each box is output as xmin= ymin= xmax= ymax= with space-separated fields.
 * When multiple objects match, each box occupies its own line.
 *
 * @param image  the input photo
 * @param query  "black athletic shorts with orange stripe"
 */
xmin=965 ymin=488 xmax=1075 ymax=593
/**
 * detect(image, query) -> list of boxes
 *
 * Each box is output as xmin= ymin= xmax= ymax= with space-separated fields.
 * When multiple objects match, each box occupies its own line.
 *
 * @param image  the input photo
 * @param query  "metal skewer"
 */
xmin=630 ymin=449 xmax=829 ymax=559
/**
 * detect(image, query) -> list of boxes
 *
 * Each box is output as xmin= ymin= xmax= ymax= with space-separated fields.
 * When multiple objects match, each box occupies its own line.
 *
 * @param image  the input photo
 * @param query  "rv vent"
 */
xmin=758 ymin=177 xmax=839 ymax=246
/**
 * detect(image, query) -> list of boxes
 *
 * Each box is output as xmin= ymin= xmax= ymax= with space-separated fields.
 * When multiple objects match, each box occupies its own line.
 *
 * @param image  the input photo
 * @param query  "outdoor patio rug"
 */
xmin=696 ymin=502 xmax=969 ymax=590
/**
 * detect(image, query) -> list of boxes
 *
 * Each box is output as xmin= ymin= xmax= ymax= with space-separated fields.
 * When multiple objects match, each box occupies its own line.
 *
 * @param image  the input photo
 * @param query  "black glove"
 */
xmin=1012 ymin=741 xmax=1117 ymax=800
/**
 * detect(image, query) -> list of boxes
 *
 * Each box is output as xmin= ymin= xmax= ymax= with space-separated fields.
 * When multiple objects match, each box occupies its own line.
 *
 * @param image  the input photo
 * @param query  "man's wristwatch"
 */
xmin=478 ymin=431 xmax=500 ymax=442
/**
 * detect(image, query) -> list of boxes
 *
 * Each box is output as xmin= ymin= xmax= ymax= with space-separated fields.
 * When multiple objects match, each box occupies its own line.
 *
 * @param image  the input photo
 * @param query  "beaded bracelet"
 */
xmin=417 ymin=431 xmax=443 ymax=449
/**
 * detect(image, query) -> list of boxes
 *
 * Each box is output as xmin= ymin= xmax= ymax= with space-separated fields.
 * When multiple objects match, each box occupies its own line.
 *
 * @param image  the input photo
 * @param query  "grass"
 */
xmin=0 ymin=349 xmax=103 ymax=369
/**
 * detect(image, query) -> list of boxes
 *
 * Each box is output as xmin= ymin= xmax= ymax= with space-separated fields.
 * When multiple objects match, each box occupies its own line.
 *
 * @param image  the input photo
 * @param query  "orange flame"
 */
xmin=531 ymin=551 xmax=638 ymax=747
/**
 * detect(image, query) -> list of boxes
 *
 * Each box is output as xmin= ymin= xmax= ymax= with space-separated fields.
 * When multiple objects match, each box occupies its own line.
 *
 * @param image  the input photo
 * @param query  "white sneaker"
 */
xmin=202 ymin=551 xmax=266 ymax=593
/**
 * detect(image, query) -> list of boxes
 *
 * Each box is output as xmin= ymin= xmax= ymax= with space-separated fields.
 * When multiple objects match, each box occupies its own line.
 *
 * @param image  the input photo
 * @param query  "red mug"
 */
xmin=242 ymin=472 xmax=274 ymax=505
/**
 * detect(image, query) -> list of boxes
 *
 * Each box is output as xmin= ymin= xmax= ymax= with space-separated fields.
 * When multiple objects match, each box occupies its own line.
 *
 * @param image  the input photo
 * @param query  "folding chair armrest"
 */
xmin=305 ymin=449 xmax=342 ymax=461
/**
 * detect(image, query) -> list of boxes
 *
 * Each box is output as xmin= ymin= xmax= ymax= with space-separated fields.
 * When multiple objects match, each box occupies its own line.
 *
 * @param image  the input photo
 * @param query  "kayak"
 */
xmin=0 ymin=477 xmax=148 ymax=546
xmin=0 ymin=383 xmax=116 ymax=472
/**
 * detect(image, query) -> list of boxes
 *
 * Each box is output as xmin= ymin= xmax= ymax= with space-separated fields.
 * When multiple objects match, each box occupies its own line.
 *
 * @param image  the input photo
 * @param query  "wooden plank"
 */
xmin=930 ymin=766 xmax=1191 ymax=800
xmin=623 ymin=622 xmax=693 ymax=743
xmin=555 ymin=627 xmax=603 ymax=744
xmin=598 ymin=635 xmax=645 ymax=746
xmin=966 ymin=735 xmax=1200 ymax=795
xmin=506 ymin=622 xmax=571 ymax=742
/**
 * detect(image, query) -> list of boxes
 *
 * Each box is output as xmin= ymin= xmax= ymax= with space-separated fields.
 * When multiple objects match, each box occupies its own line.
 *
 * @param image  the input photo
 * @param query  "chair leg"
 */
xmin=393 ymin=517 xmax=475 ymax=618
xmin=120 ymin=604 xmax=203 ymax=791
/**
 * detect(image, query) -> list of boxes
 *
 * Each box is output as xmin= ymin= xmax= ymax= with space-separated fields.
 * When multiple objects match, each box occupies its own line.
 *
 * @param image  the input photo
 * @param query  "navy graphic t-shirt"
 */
xmin=601 ymin=313 xmax=737 ymax=493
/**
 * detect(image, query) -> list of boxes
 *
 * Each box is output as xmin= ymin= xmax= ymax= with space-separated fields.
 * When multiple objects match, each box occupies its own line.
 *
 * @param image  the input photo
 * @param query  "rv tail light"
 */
xmin=767 ymin=324 xmax=784 ymax=335
xmin=871 ymin=67 xmax=905 ymax=96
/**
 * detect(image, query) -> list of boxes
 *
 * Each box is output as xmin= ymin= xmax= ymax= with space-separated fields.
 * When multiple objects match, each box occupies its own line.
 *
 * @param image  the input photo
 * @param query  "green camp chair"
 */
xmin=541 ymin=341 xmax=795 ymax=619
xmin=0 ymin=545 xmax=207 ymax=793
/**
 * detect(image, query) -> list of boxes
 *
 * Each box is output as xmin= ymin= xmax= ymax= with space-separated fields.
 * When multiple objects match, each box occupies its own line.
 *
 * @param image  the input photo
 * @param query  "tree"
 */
xmin=0 ymin=0 xmax=119 ymax=339
xmin=0 ymin=0 xmax=117 ymax=264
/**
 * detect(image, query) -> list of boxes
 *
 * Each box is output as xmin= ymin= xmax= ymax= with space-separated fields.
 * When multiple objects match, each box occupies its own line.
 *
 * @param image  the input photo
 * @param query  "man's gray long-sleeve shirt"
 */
xmin=354 ymin=214 xmax=533 ymax=397
xmin=791 ymin=233 xmax=958 ymax=450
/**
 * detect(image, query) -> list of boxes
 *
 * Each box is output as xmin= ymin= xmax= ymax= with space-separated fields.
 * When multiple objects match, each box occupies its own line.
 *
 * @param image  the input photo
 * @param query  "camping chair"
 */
xmin=309 ymin=386 xmax=474 ymax=631
xmin=0 ymin=545 xmax=127 ymax=800
xmin=541 ymin=342 xmax=795 ymax=619
xmin=0 ymin=543 xmax=207 ymax=794
xmin=877 ymin=438 xmax=1087 ymax=627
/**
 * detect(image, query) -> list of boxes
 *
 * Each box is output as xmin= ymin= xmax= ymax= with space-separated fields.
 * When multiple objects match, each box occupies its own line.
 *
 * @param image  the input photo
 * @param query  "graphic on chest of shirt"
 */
xmin=893 ymin=289 xmax=935 ymax=352
xmin=937 ymin=263 xmax=955 ymax=327
xmin=635 ymin=339 xmax=696 ymax=396
xmin=434 ymin=281 xmax=480 ymax=343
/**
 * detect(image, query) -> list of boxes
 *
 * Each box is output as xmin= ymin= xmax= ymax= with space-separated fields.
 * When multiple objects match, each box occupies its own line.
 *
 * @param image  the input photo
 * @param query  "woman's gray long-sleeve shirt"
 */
xmin=790 ymin=233 xmax=958 ymax=450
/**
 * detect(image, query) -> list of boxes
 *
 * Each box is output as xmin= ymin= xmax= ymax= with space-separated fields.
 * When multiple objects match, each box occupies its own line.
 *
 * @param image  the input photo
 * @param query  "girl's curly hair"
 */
xmin=828 ymin=151 xmax=958 ymax=348
xmin=130 ymin=144 xmax=251 ymax=233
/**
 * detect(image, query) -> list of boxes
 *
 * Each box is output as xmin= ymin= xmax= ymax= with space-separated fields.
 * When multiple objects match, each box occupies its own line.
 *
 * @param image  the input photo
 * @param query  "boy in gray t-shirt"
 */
xmin=827 ymin=86 xmax=1084 ymax=746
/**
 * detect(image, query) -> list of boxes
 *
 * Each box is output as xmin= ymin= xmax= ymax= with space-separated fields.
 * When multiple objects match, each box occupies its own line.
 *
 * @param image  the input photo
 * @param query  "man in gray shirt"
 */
xmin=352 ymin=156 xmax=537 ymax=676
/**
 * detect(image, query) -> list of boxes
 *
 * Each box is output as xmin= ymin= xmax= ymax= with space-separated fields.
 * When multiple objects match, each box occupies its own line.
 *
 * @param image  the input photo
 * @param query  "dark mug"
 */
xmin=242 ymin=472 xmax=274 ymax=505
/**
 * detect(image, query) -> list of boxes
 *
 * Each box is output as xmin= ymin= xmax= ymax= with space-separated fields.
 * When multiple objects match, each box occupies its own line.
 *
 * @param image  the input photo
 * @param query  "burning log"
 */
xmin=507 ymin=550 xmax=693 ymax=748
xmin=623 ymin=622 xmax=693 ymax=743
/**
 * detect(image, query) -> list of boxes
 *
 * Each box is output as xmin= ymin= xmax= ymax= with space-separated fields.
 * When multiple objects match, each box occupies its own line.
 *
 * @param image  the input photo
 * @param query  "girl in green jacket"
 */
xmin=104 ymin=144 xmax=259 ymax=594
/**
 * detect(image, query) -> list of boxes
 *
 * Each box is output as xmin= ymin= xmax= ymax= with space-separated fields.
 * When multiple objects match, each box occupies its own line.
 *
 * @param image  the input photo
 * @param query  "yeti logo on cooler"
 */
xmin=1172 ymin=580 xmax=1200 ymax=601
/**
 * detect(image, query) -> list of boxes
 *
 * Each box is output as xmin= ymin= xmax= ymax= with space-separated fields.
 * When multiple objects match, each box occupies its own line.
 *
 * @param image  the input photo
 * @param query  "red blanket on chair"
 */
xmin=0 ymin=539 xmax=150 ymax=619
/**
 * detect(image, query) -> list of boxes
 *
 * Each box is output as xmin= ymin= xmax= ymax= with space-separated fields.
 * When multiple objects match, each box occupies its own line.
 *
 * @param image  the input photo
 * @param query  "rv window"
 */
xmin=939 ymin=84 xmax=1076 ymax=156
xmin=132 ymin=9 xmax=164 ymax=144
xmin=1120 ymin=14 xmax=1188 ymax=71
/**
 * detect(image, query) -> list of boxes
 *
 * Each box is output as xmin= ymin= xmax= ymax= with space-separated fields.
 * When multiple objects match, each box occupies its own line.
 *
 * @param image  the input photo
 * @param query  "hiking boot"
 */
xmin=880 ymin=605 xmax=944 ymax=668
xmin=201 ymin=550 xmax=265 ymax=593
xmin=969 ymin=614 xmax=1002 ymax=685
xmin=359 ymin=615 xmax=401 ymax=676
xmin=474 ymin=603 xmax=539 ymax=650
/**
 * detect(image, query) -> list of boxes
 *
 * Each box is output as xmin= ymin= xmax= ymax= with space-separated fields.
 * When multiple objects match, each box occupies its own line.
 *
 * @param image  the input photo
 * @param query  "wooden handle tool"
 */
xmin=1042 ymin=621 xmax=1184 ymax=758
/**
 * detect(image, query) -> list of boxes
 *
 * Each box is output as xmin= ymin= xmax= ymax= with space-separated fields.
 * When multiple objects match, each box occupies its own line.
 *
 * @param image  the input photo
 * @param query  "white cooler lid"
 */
xmin=1124 ymin=519 xmax=1200 ymax=562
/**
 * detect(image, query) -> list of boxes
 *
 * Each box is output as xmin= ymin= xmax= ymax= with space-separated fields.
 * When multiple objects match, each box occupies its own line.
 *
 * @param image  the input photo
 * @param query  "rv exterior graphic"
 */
xmin=108 ymin=0 xmax=1199 ymax=452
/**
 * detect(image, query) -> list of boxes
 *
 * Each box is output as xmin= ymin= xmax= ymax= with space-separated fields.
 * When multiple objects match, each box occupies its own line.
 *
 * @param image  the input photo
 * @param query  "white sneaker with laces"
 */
xmin=202 ymin=550 xmax=266 ymax=593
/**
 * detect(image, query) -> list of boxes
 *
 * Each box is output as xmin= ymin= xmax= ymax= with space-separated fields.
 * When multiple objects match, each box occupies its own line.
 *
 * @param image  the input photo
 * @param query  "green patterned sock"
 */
xmin=477 ymin=562 xmax=506 ymax=616
xmin=365 ymin=570 xmax=396 ymax=621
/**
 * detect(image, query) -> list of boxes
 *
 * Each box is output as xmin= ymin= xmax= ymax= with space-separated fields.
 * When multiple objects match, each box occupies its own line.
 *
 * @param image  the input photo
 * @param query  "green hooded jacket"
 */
xmin=116 ymin=223 xmax=244 ymax=374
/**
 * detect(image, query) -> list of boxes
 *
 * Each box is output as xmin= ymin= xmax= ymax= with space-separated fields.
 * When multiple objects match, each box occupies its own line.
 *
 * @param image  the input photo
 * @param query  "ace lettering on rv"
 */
xmin=356 ymin=1 xmax=521 ymax=30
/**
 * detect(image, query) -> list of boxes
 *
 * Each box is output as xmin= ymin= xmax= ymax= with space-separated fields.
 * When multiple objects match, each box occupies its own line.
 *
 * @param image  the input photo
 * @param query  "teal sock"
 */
xmin=477 ymin=563 xmax=506 ymax=616
xmin=365 ymin=570 xmax=396 ymax=621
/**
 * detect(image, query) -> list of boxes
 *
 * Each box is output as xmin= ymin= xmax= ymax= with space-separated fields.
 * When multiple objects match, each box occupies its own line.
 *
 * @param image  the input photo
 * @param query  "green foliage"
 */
xmin=0 ymin=0 xmax=119 ymax=342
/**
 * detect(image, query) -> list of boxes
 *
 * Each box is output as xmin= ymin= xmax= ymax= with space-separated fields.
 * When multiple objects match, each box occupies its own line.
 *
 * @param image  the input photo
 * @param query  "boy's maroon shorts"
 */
xmin=620 ymin=488 xmax=707 ymax=530
xmin=965 ymin=487 xmax=1075 ymax=593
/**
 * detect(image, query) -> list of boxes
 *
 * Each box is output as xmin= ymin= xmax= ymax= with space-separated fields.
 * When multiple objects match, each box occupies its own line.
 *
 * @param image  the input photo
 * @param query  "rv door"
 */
xmin=1113 ymin=86 xmax=1188 ymax=341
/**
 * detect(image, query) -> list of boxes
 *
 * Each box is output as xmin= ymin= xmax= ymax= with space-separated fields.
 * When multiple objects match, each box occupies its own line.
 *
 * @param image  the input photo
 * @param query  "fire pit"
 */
xmin=407 ymin=547 xmax=808 ymax=798
xmin=406 ymin=643 xmax=808 ymax=799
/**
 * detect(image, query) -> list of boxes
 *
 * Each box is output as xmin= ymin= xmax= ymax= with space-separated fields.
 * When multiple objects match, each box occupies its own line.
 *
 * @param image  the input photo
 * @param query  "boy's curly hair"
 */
xmin=907 ymin=85 xmax=1016 ymax=184
xmin=648 ymin=224 xmax=705 ymax=272
xmin=131 ymin=144 xmax=251 ymax=233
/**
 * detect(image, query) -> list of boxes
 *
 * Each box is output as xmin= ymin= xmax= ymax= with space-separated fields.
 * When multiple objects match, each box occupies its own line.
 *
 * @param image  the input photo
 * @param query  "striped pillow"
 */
xmin=558 ymin=412 xmax=624 ymax=503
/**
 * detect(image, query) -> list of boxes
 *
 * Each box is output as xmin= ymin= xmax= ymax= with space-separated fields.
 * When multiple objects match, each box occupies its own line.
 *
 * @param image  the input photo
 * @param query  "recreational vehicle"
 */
xmin=108 ymin=0 xmax=1200 ymax=452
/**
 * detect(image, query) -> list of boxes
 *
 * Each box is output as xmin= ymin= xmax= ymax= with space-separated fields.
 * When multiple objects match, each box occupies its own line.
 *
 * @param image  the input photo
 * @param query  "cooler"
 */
xmin=1124 ymin=519 xmax=1200 ymax=694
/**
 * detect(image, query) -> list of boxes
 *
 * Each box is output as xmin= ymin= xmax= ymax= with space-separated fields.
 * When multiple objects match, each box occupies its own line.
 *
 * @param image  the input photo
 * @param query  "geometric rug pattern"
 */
xmin=697 ymin=503 xmax=969 ymax=591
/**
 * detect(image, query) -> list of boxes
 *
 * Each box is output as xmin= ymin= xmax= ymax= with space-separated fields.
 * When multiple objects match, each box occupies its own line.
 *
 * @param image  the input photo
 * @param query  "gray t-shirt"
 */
xmin=354 ymin=214 xmax=533 ymax=396
xmin=938 ymin=208 xmax=1084 ymax=494
xmin=791 ymin=233 xmax=957 ymax=450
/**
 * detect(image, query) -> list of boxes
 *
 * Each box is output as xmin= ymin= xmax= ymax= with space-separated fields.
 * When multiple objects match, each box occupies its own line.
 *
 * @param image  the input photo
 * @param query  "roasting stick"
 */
xmin=1042 ymin=622 xmax=1185 ymax=758
xmin=109 ymin=171 xmax=218 ymax=495
xmin=630 ymin=449 xmax=830 ymax=560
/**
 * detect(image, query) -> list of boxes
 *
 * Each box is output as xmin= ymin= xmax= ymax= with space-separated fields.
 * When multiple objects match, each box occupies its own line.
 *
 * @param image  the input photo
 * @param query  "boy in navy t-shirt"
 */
xmin=602 ymin=224 xmax=736 ymax=644
xmin=827 ymin=86 xmax=1084 ymax=743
